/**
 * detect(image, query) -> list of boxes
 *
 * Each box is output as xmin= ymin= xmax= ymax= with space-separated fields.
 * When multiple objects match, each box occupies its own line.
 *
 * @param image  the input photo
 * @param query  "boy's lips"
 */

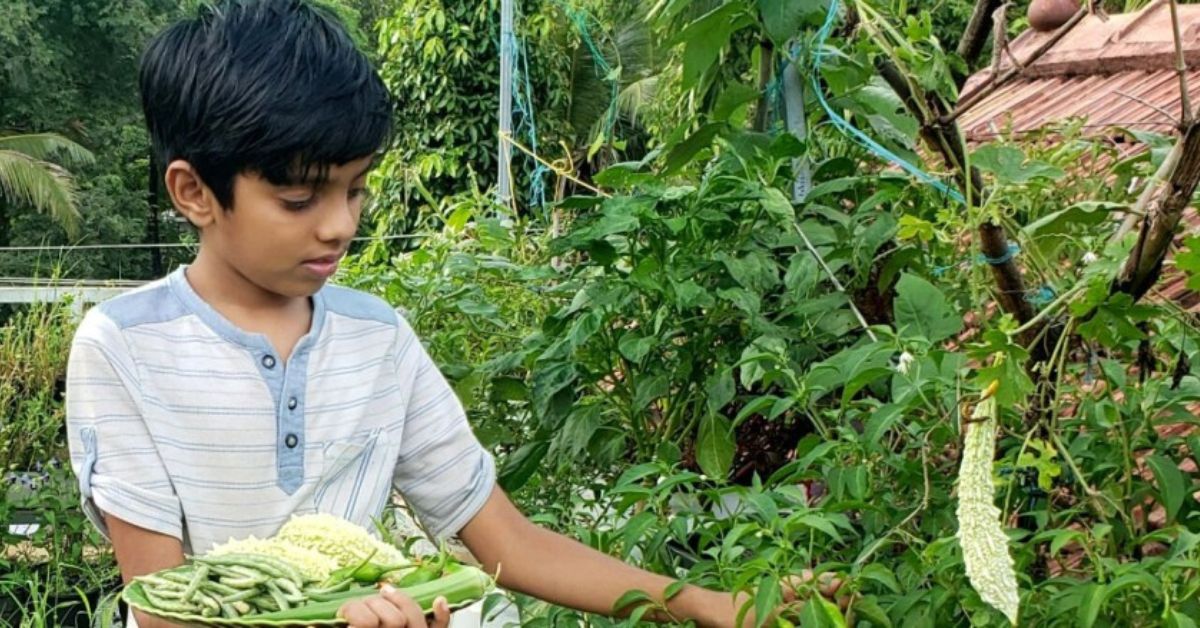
xmin=301 ymin=254 xmax=342 ymax=278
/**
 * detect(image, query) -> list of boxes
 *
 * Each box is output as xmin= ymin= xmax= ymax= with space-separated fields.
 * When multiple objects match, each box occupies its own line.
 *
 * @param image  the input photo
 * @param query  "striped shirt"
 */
xmin=65 ymin=265 xmax=495 ymax=555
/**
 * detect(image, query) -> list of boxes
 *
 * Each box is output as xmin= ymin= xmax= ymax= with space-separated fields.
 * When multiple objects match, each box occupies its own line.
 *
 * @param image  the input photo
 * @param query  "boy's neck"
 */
xmin=184 ymin=249 xmax=314 ymax=359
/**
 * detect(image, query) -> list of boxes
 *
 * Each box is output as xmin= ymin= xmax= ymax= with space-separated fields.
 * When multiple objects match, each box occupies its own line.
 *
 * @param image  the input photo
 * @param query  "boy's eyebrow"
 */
xmin=287 ymin=157 xmax=379 ymax=187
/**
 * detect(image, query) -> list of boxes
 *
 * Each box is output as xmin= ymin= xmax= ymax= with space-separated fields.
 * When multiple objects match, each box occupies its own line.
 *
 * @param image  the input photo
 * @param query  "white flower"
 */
xmin=1082 ymin=251 xmax=1099 ymax=265
xmin=895 ymin=351 xmax=916 ymax=375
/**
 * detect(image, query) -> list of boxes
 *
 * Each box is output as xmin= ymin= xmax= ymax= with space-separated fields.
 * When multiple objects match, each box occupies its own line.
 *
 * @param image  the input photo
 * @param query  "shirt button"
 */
xmin=287 ymin=397 xmax=298 ymax=410
xmin=284 ymin=433 xmax=298 ymax=448
xmin=262 ymin=355 xmax=276 ymax=369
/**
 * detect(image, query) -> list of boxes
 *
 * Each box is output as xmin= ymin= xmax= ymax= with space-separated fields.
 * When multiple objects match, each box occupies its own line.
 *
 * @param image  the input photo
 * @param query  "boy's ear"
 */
xmin=164 ymin=160 xmax=220 ymax=228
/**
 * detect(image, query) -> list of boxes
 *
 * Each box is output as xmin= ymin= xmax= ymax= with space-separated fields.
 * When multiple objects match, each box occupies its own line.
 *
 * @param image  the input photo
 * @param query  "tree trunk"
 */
xmin=1113 ymin=121 xmax=1200 ymax=300
xmin=955 ymin=0 xmax=1006 ymax=84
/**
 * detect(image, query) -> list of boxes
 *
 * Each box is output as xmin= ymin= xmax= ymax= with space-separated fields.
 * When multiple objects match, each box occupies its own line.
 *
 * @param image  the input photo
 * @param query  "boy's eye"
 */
xmin=281 ymin=196 xmax=314 ymax=211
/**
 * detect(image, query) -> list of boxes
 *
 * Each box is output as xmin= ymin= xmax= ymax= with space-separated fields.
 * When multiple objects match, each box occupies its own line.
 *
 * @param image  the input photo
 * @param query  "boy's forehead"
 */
xmin=278 ymin=154 xmax=379 ymax=186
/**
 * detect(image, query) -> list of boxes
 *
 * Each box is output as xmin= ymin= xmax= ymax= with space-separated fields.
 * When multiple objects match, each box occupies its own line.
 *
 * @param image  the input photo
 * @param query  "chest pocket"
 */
xmin=312 ymin=428 xmax=401 ymax=522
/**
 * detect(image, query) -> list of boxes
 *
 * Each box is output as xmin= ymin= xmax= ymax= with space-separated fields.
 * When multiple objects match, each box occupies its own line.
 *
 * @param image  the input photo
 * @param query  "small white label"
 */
xmin=8 ymin=523 xmax=40 ymax=536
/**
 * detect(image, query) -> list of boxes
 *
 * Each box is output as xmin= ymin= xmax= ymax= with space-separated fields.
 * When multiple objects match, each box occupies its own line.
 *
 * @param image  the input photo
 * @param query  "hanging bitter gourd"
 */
xmin=956 ymin=391 xmax=1020 ymax=625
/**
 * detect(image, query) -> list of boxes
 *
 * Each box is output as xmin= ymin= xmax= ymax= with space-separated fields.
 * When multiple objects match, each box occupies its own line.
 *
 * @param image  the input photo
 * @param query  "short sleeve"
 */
xmin=65 ymin=309 xmax=183 ymax=541
xmin=391 ymin=314 xmax=496 ymax=539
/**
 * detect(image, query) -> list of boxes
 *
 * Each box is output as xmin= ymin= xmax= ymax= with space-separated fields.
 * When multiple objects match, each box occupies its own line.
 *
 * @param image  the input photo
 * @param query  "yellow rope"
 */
xmin=498 ymin=131 xmax=611 ymax=198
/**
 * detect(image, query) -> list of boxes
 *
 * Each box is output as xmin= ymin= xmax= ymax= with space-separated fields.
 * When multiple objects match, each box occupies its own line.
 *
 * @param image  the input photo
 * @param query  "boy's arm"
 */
xmin=107 ymin=514 xmax=188 ymax=628
xmin=66 ymin=311 xmax=188 ymax=626
xmin=458 ymin=485 xmax=742 ymax=628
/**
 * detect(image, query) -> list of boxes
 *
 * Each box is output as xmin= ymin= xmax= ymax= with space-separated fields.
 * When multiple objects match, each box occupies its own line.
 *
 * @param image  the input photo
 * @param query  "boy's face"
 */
xmin=176 ymin=154 xmax=375 ymax=300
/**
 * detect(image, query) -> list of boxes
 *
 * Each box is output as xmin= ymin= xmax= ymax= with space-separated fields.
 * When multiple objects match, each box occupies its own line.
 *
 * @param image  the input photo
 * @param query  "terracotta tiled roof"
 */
xmin=961 ymin=0 xmax=1200 ymax=143
xmin=958 ymin=0 xmax=1200 ymax=310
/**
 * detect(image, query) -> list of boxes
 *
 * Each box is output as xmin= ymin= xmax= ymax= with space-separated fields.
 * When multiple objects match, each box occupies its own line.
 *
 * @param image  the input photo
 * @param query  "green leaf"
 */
xmin=612 ymin=589 xmax=654 ymax=615
xmin=858 ymin=563 xmax=901 ymax=594
xmin=1176 ymin=236 xmax=1200 ymax=291
xmin=663 ymin=580 xmax=688 ymax=601
xmin=719 ymin=287 xmax=762 ymax=317
xmin=706 ymin=368 xmax=736 ymax=415
xmin=677 ymin=4 xmax=753 ymax=90
xmin=894 ymin=273 xmax=962 ymax=343
xmin=634 ymin=374 xmax=670 ymax=410
xmin=0 ymin=149 xmax=82 ymax=237
xmin=756 ymin=0 xmax=828 ymax=45
xmin=721 ymin=250 xmax=780 ymax=292
xmin=567 ymin=311 xmax=601 ymax=348
xmin=1077 ymin=583 xmax=1105 ymax=628
xmin=897 ymin=214 xmax=934 ymax=242
xmin=739 ymin=335 xmax=786 ymax=389
xmin=1146 ymin=454 xmax=1188 ymax=524
xmin=815 ymin=597 xmax=848 ymax=628
xmin=674 ymin=280 xmax=715 ymax=309
xmin=497 ymin=440 xmax=549 ymax=492
xmin=558 ymin=406 xmax=601 ymax=456
xmin=849 ymin=596 xmax=892 ymax=627
xmin=792 ymin=513 xmax=843 ymax=542
xmin=663 ymin=122 xmax=726 ymax=174
xmin=760 ymin=187 xmax=796 ymax=223
xmin=618 ymin=332 xmax=656 ymax=363
xmin=712 ymin=83 xmax=762 ymax=122
xmin=1024 ymin=201 xmax=1125 ymax=237
xmin=1169 ymin=610 xmax=1199 ymax=628
xmin=697 ymin=414 xmax=735 ymax=479
xmin=864 ymin=403 xmax=904 ymax=444
xmin=753 ymin=575 xmax=782 ymax=628
xmin=593 ymin=163 xmax=655 ymax=188
xmin=619 ymin=511 xmax=658 ymax=559
xmin=972 ymin=144 xmax=1065 ymax=185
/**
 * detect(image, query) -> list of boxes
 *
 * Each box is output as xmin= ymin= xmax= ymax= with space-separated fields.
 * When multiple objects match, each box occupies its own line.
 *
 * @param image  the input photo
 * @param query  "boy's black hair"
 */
xmin=139 ymin=0 xmax=393 ymax=208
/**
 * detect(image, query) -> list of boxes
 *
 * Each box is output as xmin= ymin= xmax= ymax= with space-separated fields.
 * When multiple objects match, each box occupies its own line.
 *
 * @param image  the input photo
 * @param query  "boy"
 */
xmin=65 ymin=2 xmax=833 ymax=627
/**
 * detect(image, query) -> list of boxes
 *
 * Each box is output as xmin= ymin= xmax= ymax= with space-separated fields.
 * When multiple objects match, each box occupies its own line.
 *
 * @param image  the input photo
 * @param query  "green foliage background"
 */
xmin=8 ymin=0 xmax=1200 ymax=627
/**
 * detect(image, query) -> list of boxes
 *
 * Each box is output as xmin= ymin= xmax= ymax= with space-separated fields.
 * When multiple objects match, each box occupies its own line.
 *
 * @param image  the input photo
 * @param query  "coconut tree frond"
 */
xmin=0 ymin=149 xmax=82 ymax=237
xmin=0 ymin=133 xmax=96 ymax=168
xmin=617 ymin=75 xmax=660 ymax=126
xmin=566 ymin=8 xmax=661 ymax=145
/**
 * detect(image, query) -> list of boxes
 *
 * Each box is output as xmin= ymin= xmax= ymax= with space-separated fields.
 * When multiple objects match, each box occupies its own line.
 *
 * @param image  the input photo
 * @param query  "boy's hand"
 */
xmin=724 ymin=570 xmax=848 ymax=627
xmin=337 ymin=587 xmax=451 ymax=628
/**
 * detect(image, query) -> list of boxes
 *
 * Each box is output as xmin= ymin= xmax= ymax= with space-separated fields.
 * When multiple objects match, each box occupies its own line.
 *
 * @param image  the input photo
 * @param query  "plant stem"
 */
xmin=791 ymin=222 xmax=878 ymax=342
xmin=1007 ymin=282 xmax=1085 ymax=340
xmin=1169 ymin=0 xmax=1193 ymax=124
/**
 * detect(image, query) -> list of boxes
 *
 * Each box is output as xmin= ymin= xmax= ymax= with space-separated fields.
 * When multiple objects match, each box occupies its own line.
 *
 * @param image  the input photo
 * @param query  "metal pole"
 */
xmin=497 ymin=0 xmax=514 ymax=207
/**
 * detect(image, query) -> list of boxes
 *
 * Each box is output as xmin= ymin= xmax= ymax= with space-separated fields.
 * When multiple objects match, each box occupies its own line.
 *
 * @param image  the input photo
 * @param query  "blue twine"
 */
xmin=504 ymin=2 xmax=550 ymax=212
xmin=976 ymin=242 xmax=1020 ymax=266
xmin=558 ymin=2 xmax=619 ymax=140
xmin=1025 ymin=285 xmax=1055 ymax=306
xmin=504 ymin=0 xmax=620 ymax=213
xmin=810 ymin=0 xmax=967 ymax=205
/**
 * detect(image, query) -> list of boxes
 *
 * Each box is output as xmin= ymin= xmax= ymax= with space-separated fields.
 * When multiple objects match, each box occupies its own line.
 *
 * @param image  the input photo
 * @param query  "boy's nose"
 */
xmin=317 ymin=199 xmax=358 ymax=244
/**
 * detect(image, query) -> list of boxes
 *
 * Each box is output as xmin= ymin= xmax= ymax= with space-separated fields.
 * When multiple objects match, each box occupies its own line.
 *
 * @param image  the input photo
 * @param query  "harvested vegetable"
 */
xmin=210 ymin=535 xmax=340 ymax=582
xmin=276 ymin=513 xmax=410 ymax=568
xmin=122 ymin=514 xmax=491 ymax=626
xmin=956 ymin=394 xmax=1020 ymax=625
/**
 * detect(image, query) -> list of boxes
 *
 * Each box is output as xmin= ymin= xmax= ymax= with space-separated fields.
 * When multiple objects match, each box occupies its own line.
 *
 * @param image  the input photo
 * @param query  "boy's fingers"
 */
xmin=380 ymin=584 xmax=428 ymax=628
xmin=817 ymin=573 xmax=844 ymax=598
xmin=339 ymin=600 xmax=382 ymax=628
xmin=365 ymin=594 xmax=409 ymax=627
xmin=779 ymin=571 xmax=844 ymax=602
xmin=780 ymin=570 xmax=813 ymax=602
xmin=430 ymin=596 xmax=452 ymax=628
